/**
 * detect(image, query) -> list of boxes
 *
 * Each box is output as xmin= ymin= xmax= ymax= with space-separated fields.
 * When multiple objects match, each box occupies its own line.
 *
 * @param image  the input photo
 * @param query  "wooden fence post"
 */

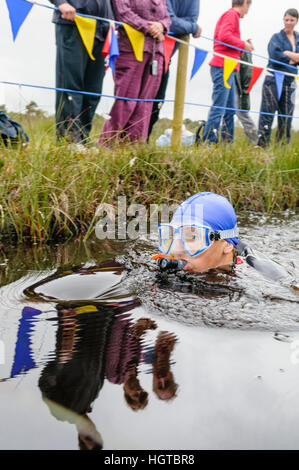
xmin=171 ymin=35 xmax=190 ymax=147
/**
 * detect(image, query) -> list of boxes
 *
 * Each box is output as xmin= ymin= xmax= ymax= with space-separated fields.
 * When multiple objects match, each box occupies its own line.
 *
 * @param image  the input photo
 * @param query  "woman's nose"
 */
xmin=169 ymin=237 xmax=187 ymax=256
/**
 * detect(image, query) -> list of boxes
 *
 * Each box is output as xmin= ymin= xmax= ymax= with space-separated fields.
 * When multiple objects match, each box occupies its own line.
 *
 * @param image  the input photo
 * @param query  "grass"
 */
xmin=0 ymin=112 xmax=298 ymax=244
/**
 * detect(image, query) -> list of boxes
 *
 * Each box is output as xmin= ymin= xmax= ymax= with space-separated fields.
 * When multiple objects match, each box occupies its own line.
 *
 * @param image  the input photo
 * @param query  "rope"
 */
xmin=1 ymin=79 xmax=298 ymax=120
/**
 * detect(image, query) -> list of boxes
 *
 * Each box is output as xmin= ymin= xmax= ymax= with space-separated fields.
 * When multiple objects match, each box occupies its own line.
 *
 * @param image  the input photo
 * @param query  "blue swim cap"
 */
xmin=171 ymin=192 xmax=239 ymax=247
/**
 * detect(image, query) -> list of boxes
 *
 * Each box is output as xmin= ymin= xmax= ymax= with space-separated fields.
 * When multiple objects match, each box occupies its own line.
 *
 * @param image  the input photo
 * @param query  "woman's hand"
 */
xmin=283 ymin=50 xmax=299 ymax=64
xmin=59 ymin=2 xmax=76 ymax=21
xmin=193 ymin=25 xmax=202 ymax=39
xmin=244 ymin=39 xmax=254 ymax=52
xmin=156 ymin=33 xmax=165 ymax=42
xmin=148 ymin=21 xmax=164 ymax=39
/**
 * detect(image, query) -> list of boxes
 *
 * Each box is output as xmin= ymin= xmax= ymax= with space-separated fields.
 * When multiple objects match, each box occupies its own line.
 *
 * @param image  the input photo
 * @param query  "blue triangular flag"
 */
xmin=190 ymin=48 xmax=208 ymax=80
xmin=5 ymin=0 xmax=33 ymax=41
xmin=274 ymin=71 xmax=284 ymax=100
xmin=10 ymin=306 xmax=42 ymax=378
xmin=109 ymin=26 xmax=119 ymax=74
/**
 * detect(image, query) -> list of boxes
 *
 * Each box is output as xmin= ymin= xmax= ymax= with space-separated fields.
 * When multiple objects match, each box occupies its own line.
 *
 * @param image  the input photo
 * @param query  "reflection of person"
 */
xmin=105 ymin=315 xmax=157 ymax=411
xmin=105 ymin=314 xmax=178 ymax=409
xmin=235 ymin=52 xmax=258 ymax=144
xmin=147 ymin=0 xmax=201 ymax=140
xmin=257 ymin=9 xmax=299 ymax=147
xmin=152 ymin=331 xmax=178 ymax=401
xmin=98 ymin=0 xmax=171 ymax=145
xmin=23 ymin=262 xmax=178 ymax=449
xmin=202 ymin=0 xmax=254 ymax=144
xmin=38 ymin=303 xmax=116 ymax=450
xmin=49 ymin=1 xmax=114 ymax=145
xmin=26 ymin=261 xmax=136 ymax=450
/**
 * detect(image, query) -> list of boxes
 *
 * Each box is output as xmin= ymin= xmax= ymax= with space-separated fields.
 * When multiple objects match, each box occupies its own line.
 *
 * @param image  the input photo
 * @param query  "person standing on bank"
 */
xmin=49 ymin=1 xmax=114 ymax=146
xmin=147 ymin=0 xmax=201 ymax=140
xmin=235 ymin=51 xmax=258 ymax=144
xmin=202 ymin=0 xmax=254 ymax=145
xmin=98 ymin=0 xmax=171 ymax=145
xmin=257 ymin=8 xmax=299 ymax=147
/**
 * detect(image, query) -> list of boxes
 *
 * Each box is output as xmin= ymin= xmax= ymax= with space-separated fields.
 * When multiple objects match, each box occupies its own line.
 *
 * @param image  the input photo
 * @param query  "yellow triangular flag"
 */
xmin=123 ymin=23 xmax=145 ymax=62
xmin=74 ymin=15 xmax=96 ymax=61
xmin=296 ymin=76 xmax=299 ymax=85
xmin=75 ymin=305 xmax=98 ymax=314
xmin=223 ymin=57 xmax=239 ymax=88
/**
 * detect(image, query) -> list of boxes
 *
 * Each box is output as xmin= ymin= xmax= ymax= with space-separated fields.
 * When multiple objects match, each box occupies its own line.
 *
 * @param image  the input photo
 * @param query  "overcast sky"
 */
xmin=0 ymin=0 xmax=298 ymax=129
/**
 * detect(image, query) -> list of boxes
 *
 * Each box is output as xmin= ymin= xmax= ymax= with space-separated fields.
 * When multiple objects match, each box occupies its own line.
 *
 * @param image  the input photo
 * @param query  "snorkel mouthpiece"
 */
xmin=157 ymin=257 xmax=187 ymax=272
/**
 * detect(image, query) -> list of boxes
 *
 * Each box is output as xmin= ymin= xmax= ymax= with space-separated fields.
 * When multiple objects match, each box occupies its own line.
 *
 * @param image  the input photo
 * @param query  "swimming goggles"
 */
xmin=158 ymin=224 xmax=239 ymax=257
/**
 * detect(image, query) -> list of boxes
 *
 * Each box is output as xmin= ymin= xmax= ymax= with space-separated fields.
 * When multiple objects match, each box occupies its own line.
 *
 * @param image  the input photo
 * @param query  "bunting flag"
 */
xmin=190 ymin=48 xmax=208 ymax=80
xmin=123 ymin=23 xmax=145 ymax=62
xmin=163 ymin=36 xmax=176 ymax=73
xmin=274 ymin=71 xmax=284 ymax=100
xmin=245 ymin=66 xmax=264 ymax=94
xmin=74 ymin=15 xmax=97 ymax=61
xmin=5 ymin=0 xmax=33 ymax=41
xmin=102 ymin=23 xmax=119 ymax=73
xmin=223 ymin=57 xmax=239 ymax=88
xmin=10 ymin=307 xmax=42 ymax=378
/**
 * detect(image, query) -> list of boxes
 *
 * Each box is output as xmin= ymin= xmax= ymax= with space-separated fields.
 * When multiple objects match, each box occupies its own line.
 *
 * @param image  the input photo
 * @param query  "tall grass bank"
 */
xmin=0 ymin=114 xmax=298 ymax=244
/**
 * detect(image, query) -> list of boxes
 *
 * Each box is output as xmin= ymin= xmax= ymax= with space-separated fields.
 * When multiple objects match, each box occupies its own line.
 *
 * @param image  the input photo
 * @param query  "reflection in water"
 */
xmin=39 ymin=302 xmax=114 ymax=451
xmin=11 ymin=262 xmax=178 ymax=450
xmin=152 ymin=332 xmax=178 ymax=401
xmin=10 ymin=307 xmax=42 ymax=378
xmin=0 ymin=215 xmax=299 ymax=450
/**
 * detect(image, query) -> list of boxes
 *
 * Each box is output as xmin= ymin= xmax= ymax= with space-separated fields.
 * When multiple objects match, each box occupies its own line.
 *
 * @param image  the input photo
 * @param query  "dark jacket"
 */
xmin=235 ymin=52 xmax=253 ymax=111
xmin=166 ymin=0 xmax=199 ymax=36
xmin=267 ymin=29 xmax=299 ymax=78
xmin=49 ymin=0 xmax=114 ymax=41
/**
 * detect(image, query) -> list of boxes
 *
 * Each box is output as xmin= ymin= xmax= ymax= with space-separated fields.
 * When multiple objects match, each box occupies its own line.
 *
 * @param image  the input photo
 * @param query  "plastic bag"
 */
xmin=156 ymin=125 xmax=196 ymax=147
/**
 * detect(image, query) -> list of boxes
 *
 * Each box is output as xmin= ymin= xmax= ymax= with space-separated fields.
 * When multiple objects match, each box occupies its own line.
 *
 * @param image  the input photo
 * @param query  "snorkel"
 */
xmin=152 ymin=254 xmax=188 ymax=272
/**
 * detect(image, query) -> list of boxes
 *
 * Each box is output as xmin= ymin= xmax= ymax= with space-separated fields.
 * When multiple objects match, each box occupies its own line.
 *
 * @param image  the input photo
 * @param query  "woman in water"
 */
xmin=156 ymin=192 xmax=295 ymax=285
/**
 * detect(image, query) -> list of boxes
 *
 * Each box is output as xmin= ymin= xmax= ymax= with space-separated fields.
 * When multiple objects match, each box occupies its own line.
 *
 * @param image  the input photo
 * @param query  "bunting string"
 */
xmin=199 ymin=33 xmax=298 ymax=73
xmin=1 ymin=79 xmax=298 ymax=121
xmin=15 ymin=0 xmax=299 ymax=81
xmin=2 ymin=0 xmax=299 ymax=119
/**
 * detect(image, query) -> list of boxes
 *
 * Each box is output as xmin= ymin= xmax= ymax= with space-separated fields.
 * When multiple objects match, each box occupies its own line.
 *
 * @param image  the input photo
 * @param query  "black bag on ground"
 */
xmin=0 ymin=110 xmax=29 ymax=146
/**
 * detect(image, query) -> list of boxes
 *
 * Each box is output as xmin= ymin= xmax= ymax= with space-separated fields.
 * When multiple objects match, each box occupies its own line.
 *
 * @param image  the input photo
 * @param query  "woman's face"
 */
xmin=284 ymin=14 xmax=298 ymax=34
xmin=169 ymin=238 xmax=233 ymax=274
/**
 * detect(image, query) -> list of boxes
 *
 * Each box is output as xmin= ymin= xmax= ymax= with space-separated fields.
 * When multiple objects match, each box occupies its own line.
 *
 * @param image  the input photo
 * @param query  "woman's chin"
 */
xmin=184 ymin=261 xmax=205 ymax=274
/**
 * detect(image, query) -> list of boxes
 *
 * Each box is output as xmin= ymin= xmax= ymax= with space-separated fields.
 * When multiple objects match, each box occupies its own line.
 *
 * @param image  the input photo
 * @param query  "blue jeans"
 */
xmin=203 ymin=66 xmax=236 ymax=143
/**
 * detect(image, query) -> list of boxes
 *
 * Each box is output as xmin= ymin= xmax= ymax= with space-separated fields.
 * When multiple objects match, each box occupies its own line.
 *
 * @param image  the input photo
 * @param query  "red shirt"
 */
xmin=209 ymin=8 xmax=245 ymax=71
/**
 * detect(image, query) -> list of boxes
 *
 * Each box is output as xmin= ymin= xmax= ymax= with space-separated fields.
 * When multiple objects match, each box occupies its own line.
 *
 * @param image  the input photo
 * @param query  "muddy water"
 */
xmin=0 ymin=214 xmax=299 ymax=450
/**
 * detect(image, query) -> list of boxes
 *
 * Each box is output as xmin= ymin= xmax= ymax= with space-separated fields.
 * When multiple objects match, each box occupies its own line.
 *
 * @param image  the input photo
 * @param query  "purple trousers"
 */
xmin=98 ymin=52 xmax=164 ymax=145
